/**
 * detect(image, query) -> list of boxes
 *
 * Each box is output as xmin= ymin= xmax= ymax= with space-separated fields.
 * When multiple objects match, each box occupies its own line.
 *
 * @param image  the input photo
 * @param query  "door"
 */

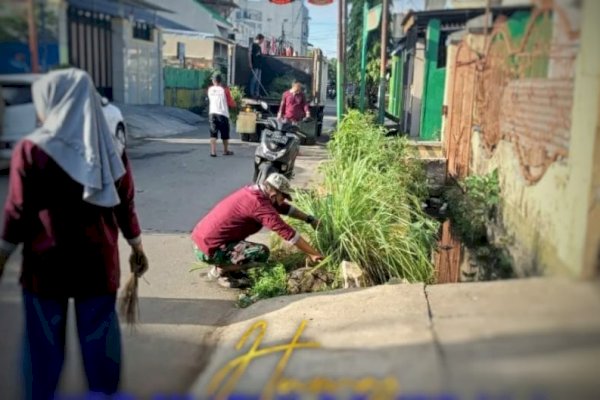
xmin=444 ymin=41 xmax=477 ymax=180
xmin=67 ymin=6 xmax=113 ymax=100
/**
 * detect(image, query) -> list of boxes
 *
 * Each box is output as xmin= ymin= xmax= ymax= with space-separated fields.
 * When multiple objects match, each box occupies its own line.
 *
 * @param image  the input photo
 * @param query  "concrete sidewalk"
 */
xmin=190 ymin=278 xmax=600 ymax=399
xmin=0 ymin=234 xmax=238 ymax=399
xmin=118 ymin=104 xmax=206 ymax=139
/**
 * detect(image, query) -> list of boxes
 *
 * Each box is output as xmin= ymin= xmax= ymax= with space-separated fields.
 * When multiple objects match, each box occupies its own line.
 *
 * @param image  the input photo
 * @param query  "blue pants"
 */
xmin=22 ymin=290 xmax=121 ymax=400
xmin=249 ymin=68 xmax=262 ymax=98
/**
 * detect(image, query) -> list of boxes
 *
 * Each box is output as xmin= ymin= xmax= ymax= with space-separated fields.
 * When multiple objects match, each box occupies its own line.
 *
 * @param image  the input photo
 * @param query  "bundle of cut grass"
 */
xmin=120 ymin=251 xmax=148 ymax=326
xmin=120 ymin=274 xmax=139 ymax=325
xmin=290 ymin=111 xmax=438 ymax=284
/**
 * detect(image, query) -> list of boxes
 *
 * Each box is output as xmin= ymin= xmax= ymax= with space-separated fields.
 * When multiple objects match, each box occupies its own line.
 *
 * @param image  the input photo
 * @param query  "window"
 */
xmin=132 ymin=21 xmax=153 ymax=41
xmin=1 ymin=83 xmax=32 ymax=106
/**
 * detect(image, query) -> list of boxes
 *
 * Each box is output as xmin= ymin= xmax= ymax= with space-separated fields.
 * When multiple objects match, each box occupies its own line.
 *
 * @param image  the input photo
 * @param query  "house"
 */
xmin=149 ymin=0 xmax=238 ymax=75
xmin=230 ymin=0 xmax=310 ymax=56
xmin=147 ymin=0 xmax=236 ymax=40
xmin=144 ymin=0 xmax=240 ymax=113
xmin=387 ymin=5 xmax=529 ymax=141
xmin=0 ymin=0 xmax=169 ymax=105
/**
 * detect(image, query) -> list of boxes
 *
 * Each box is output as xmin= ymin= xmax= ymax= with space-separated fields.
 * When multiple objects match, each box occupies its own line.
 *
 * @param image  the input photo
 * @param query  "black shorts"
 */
xmin=209 ymin=114 xmax=230 ymax=140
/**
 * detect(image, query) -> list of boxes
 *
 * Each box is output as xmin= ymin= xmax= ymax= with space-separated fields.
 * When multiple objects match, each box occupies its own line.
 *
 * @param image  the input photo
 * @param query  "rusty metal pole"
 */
xmin=377 ymin=0 xmax=389 ymax=124
xmin=27 ymin=0 xmax=40 ymax=73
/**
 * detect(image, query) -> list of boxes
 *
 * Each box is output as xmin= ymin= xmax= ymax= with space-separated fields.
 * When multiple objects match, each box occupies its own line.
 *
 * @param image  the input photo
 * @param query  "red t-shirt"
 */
xmin=278 ymin=90 xmax=310 ymax=122
xmin=191 ymin=185 xmax=296 ymax=256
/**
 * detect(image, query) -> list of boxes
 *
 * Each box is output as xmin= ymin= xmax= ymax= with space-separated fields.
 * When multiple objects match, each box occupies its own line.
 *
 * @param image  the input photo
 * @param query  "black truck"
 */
xmin=232 ymin=45 xmax=327 ymax=144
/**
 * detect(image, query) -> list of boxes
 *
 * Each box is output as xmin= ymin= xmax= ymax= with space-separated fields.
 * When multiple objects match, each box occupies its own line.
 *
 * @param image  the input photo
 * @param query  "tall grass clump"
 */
xmin=291 ymin=111 xmax=438 ymax=284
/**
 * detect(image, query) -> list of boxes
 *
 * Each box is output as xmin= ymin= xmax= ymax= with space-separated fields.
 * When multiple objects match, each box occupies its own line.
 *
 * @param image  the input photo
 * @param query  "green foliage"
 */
xmin=446 ymin=170 xmax=500 ymax=246
xmin=366 ymin=43 xmax=381 ymax=85
xmin=0 ymin=6 xmax=59 ymax=43
xmin=202 ymin=68 xmax=225 ymax=89
xmin=347 ymin=0 xmax=393 ymax=83
xmin=473 ymin=245 xmax=514 ymax=281
xmin=290 ymin=111 xmax=438 ymax=284
xmin=268 ymin=75 xmax=295 ymax=99
xmin=247 ymin=264 xmax=288 ymax=299
xmin=445 ymin=169 xmax=514 ymax=280
xmin=229 ymin=85 xmax=244 ymax=123
xmin=328 ymin=58 xmax=337 ymax=84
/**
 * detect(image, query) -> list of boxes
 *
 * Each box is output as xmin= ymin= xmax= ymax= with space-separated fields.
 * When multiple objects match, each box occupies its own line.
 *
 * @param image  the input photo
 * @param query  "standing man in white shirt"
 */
xmin=207 ymin=73 xmax=236 ymax=157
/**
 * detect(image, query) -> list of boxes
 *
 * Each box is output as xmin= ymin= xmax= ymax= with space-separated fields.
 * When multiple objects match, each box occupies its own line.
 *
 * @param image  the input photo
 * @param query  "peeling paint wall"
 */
xmin=468 ymin=0 xmax=599 ymax=277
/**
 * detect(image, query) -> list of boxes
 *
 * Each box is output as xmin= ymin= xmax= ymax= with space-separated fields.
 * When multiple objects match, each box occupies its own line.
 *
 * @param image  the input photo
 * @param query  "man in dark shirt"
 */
xmin=192 ymin=173 xmax=322 ymax=288
xmin=249 ymin=33 xmax=265 ymax=98
xmin=278 ymin=80 xmax=311 ymax=122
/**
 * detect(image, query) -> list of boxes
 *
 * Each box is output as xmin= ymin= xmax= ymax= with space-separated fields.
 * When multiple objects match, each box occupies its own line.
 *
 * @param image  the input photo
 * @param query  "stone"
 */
xmin=341 ymin=260 xmax=367 ymax=288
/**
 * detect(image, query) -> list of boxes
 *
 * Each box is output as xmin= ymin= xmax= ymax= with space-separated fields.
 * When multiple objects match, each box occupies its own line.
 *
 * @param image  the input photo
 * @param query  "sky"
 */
xmin=305 ymin=0 xmax=425 ymax=58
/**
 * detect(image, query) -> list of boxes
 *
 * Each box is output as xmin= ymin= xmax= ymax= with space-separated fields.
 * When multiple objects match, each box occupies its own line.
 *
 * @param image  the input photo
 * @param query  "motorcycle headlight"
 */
xmin=267 ymin=142 xmax=280 ymax=151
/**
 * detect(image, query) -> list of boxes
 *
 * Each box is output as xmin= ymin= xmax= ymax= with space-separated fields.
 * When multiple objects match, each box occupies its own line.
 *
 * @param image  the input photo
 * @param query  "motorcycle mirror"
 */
xmin=260 ymin=101 xmax=269 ymax=111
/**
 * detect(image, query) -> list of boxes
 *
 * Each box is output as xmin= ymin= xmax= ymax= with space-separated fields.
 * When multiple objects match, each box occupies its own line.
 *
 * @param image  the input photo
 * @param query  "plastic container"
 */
xmin=236 ymin=111 xmax=258 ymax=134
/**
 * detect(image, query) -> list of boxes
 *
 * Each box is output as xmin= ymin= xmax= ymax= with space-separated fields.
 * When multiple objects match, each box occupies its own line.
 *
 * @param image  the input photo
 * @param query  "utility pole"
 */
xmin=378 ymin=0 xmax=389 ymax=124
xmin=336 ymin=0 xmax=346 ymax=122
xmin=27 ymin=0 xmax=40 ymax=73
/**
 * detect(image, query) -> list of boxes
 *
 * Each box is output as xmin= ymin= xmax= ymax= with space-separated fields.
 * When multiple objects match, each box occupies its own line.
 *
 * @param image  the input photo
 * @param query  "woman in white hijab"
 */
xmin=0 ymin=68 xmax=147 ymax=399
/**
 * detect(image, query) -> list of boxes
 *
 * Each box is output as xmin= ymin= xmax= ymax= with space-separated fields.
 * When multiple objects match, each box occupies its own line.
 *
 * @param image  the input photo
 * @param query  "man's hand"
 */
xmin=306 ymin=112 xmax=311 ymax=119
xmin=309 ymin=253 xmax=324 ymax=263
xmin=130 ymin=243 xmax=149 ymax=278
xmin=305 ymin=215 xmax=320 ymax=230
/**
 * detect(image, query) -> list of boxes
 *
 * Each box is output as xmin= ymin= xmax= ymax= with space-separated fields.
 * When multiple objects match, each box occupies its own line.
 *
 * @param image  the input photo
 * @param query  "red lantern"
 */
xmin=307 ymin=0 xmax=334 ymax=4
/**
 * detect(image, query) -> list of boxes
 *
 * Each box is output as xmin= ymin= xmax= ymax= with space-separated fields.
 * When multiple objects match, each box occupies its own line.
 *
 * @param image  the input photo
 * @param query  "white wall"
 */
xmin=112 ymin=19 xmax=162 ymax=104
xmin=232 ymin=0 xmax=309 ymax=55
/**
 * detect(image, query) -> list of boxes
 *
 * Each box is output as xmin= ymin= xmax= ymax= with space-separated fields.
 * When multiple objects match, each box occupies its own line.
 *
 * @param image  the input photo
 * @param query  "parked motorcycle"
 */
xmin=253 ymin=103 xmax=311 ymax=184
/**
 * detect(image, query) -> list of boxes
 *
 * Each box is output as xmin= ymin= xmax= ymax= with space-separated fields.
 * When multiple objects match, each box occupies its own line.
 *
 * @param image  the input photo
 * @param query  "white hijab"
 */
xmin=27 ymin=68 xmax=125 ymax=207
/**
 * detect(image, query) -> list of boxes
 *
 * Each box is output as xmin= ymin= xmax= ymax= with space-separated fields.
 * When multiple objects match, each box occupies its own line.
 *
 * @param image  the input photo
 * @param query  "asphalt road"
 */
xmin=0 ymin=99 xmax=337 ymax=231
xmin=0 ymin=103 xmax=336 ymax=398
xmin=0 ymin=131 xmax=260 ymax=233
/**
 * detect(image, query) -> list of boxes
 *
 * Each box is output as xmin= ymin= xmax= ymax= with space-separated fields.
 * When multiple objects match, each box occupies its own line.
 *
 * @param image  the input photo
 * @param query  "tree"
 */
xmin=327 ymin=57 xmax=337 ymax=84
xmin=0 ymin=4 xmax=58 ymax=43
xmin=346 ymin=0 xmax=393 ymax=107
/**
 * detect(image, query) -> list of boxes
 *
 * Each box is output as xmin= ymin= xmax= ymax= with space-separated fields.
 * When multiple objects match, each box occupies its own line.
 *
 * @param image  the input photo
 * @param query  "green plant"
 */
xmin=268 ymin=75 xmax=294 ymax=99
xmin=444 ymin=169 xmax=514 ymax=280
xmin=288 ymin=110 xmax=438 ymax=284
xmin=247 ymin=264 xmax=288 ymax=299
xmin=445 ymin=169 xmax=500 ymax=246
xmin=202 ymin=68 xmax=224 ymax=89
xmin=229 ymin=85 xmax=244 ymax=123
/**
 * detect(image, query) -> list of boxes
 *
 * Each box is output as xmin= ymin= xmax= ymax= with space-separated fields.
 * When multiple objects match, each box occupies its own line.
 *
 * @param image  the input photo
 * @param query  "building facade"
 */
xmin=0 ymin=0 xmax=165 ymax=104
xmin=230 ymin=0 xmax=309 ymax=55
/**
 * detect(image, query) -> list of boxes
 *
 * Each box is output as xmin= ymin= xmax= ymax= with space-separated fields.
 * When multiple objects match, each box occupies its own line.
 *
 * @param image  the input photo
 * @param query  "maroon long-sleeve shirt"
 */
xmin=1 ymin=140 xmax=141 ymax=297
xmin=191 ymin=185 xmax=297 ymax=257
xmin=278 ymin=90 xmax=310 ymax=122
